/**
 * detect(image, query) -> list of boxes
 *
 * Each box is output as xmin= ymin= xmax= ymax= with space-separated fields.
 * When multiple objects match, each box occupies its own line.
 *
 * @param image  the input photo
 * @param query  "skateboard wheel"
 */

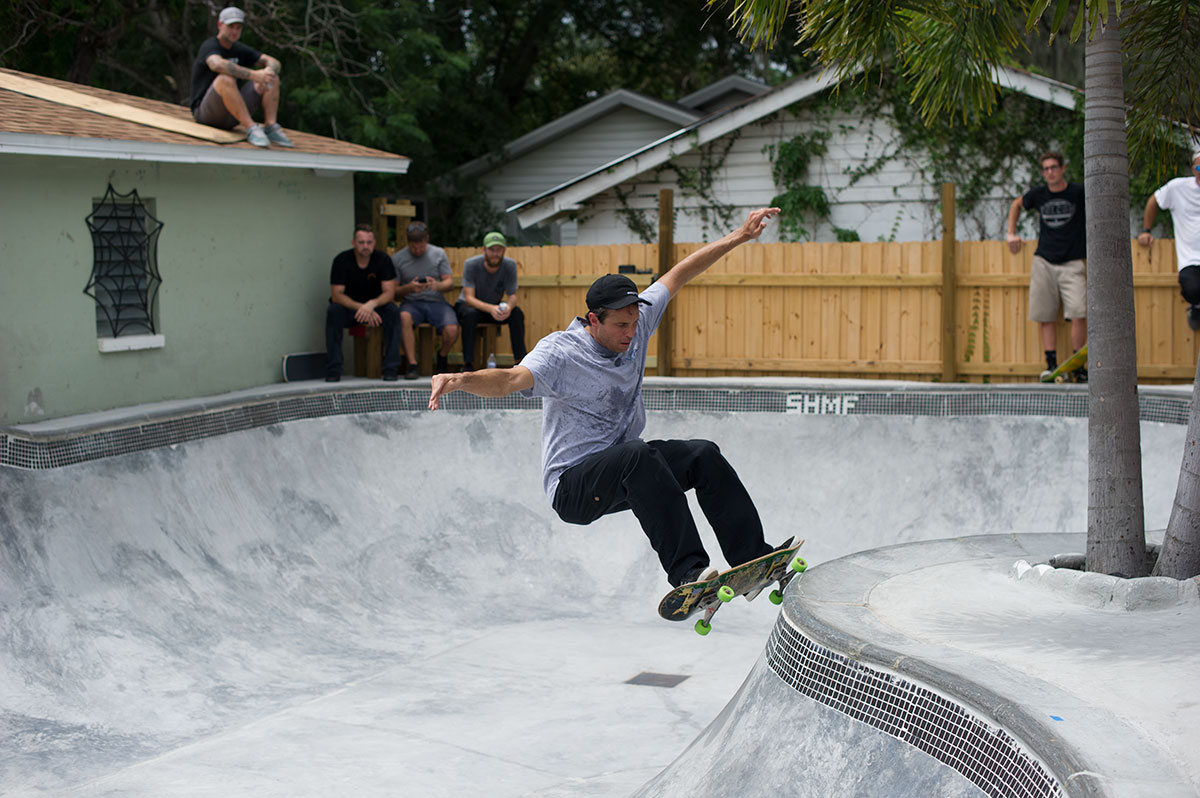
xmin=694 ymin=619 xmax=712 ymax=636
xmin=769 ymin=589 xmax=784 ymax=605
xmin=790 ymin=556 xmax=807 ymax=573
xmin=717 ymin=585 xmax=736 ymax=603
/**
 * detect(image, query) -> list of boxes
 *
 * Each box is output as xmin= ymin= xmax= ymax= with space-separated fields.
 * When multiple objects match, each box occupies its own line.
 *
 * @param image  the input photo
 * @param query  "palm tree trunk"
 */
xmin=1154 ymin=354 xmax=1200 ymax=578
xmin=1083 ymin=13 xmax=1147 ymax=576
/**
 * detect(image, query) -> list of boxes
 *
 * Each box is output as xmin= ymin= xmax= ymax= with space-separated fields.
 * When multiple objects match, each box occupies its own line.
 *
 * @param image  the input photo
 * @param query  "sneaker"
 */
xmin=462 ymin=361 xmax=475 ymax=373
xmin=679 ymin=565 xmax=719 ymax=587
xmin=435 ymin=355 xmax=449 ymax=374
xmin=381 ymin=368 xmax=398 ymax=381
xmin=404 ymin=365 xmax=419 ymax=380
xmin=1188 ymin=305 xmax=1200 ymax=331
xmin=263 ymin=122 xmax=294 ymax=147
xmin=1074 ymin=368 xmax=1088 ymax=383
xmin=325 ymin=372 xmax=340 ymax=383
xmin=245 ymin=124 xmax=269 ymax=147
xmin=1039 ymin=369 xmax=1053 ymax=382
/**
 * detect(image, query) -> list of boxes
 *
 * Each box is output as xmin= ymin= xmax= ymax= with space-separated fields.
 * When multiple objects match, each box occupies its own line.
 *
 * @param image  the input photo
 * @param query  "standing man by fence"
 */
xmin=1137 ymin=151 xmax=1200 ymax=330
xmin=1006 ymin=151 xmax=1087 ymax=381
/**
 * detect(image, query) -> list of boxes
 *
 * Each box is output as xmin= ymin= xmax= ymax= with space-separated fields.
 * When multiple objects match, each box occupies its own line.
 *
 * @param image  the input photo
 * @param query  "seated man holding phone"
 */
xmin=391 ymin=221 xmax=460 ymax=378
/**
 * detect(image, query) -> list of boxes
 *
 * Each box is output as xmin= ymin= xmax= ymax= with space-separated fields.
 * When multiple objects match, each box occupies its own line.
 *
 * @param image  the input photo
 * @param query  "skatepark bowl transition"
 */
xmin=2 ymin=377 xmax=1199 ymax=797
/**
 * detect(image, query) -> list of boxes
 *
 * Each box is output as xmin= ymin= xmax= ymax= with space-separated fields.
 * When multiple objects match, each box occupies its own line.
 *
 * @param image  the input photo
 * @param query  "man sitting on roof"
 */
xmin=189 ymin=6 xmax=293 ymax=148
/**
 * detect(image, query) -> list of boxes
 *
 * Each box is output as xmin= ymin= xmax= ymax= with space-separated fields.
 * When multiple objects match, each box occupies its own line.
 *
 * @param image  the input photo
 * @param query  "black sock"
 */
xmin=1045 ymin=350 xmax=1057 ymax=370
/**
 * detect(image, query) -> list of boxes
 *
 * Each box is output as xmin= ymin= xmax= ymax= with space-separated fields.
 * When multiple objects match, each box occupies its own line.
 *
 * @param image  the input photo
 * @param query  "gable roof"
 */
xmin=509 ymin=65 xmax=1080 ymax=228
xmin=677 ymin=75 xmax=770 ymax=114
xmin=449 ymin=88 xmax=700 ymax=182
xmin=0 ymin=68 xmax=409 ymax=174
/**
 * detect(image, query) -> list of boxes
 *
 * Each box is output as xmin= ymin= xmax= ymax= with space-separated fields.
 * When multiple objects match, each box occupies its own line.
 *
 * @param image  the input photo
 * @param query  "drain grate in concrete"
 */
xmin=625 ymin=672 xmax=690 ymax=688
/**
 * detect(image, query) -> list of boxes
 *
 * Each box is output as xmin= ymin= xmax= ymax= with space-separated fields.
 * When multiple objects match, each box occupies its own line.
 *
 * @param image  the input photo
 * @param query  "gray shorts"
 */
xmin=1028 ymin=255 xmax=1086 ymax=322
xmin=399 ymin=300 xmax=458 ymax=332
xmin=192 ymin=80 xmax=261 ymax=129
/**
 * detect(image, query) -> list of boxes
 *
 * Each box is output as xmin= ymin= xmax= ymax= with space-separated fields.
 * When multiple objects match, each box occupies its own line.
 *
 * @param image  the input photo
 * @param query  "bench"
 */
xmin=350 ymin=321 xmax=502 ymax=377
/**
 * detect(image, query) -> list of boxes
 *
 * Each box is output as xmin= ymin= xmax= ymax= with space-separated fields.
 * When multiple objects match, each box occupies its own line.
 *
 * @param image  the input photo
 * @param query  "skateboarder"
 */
xmin=428 ymin=207 xmax=794 ymax=587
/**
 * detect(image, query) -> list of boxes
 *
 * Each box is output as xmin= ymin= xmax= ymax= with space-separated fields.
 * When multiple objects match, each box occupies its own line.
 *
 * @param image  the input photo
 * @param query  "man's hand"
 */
xmin=250 ymin=68 xmax=275 ymax=93
xmin=428 ymin=373 xmax=460 ymax=410
xmin=1006 ymin=232 xmax=1022 ymax=255
xmin=1137 ymin=231 xmax=1153 ymax=248
xmin=738 ymin=206 xmax=780 ymax=242
xmin=354 ymin=302 xmax=382 ymax=326
xmin=490 ymin=303 xmax=511 ymax=321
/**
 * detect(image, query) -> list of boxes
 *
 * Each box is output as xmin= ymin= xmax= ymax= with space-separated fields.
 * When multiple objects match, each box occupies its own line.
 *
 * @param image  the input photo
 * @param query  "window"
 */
xmin=84 ymin=184 xmax=163 ymax=340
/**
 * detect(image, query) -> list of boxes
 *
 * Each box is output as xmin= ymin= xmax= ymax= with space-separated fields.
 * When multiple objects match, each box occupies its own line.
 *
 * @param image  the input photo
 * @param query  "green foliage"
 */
xmin=764 ymin=129 xmax=831 ymax=241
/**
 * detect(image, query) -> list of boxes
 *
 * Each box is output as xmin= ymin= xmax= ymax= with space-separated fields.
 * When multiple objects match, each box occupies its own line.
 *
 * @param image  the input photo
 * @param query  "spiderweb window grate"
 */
xmin=84 ymin=184 xmax=164 ymax=338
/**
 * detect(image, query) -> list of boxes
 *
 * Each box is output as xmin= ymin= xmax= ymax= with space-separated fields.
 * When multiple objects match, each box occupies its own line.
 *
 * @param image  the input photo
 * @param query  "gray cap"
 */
xmin=218 ymin=7 xmax=245 ymax=24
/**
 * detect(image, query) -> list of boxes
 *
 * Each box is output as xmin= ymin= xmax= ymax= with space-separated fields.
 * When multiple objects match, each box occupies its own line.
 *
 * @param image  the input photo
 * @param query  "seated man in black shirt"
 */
xmin=326 ymin=224 xmax=403 ymax=381
xmin=189 ymin=6 xmax=292 ymax=148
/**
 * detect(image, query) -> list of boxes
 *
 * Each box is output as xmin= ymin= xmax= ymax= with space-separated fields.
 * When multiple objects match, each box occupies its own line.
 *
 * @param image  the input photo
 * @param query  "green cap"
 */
xmin=482 ymin=231 xmax=507 ymax=248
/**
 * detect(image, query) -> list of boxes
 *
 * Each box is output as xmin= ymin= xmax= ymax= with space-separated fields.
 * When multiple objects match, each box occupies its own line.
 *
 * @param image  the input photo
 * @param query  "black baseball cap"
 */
xmin=586 ymin=274 xmax=651 ymax=311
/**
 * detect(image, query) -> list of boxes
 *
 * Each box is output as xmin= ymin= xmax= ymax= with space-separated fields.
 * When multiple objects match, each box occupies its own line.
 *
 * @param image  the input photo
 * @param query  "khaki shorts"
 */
xmin=192 ymin=80 xmax=261 ymax=130
xmin=1028 ymin=255 xmax=1086 ymax=322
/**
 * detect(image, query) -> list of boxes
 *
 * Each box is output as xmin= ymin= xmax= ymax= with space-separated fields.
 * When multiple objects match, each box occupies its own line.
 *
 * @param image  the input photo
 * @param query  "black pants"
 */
xmin=454 ymin=301 xmax=527 ymax=365
xmin=324 ymin=302 xmax=403 ymax=376
xmin=552 ymin=439 xmax=770 ymax=586
xmin=1180 ymin=264 xmax=1200 ymax=306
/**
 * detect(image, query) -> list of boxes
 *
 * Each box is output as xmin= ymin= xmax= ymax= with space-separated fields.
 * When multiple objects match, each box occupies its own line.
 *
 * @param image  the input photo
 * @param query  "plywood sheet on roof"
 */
xmin=0 ymin=71 xmax=244 ymax=144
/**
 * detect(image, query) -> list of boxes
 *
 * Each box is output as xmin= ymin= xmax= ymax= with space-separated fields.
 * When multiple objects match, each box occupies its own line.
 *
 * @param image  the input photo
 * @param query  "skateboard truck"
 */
xmin=692 ymin=554 xmax=808 ymax=636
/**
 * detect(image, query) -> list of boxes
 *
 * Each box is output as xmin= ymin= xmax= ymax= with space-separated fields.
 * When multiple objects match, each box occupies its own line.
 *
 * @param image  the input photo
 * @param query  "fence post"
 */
xmin=941 ymin=183 xmax=957 ymax=383
xmin=657 ymin=189 xmax=674 ymax=376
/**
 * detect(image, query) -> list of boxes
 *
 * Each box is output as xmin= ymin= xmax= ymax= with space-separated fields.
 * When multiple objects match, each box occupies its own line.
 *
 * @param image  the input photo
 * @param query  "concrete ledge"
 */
xmin=780 ymin=533 xmax=1199 ymax=797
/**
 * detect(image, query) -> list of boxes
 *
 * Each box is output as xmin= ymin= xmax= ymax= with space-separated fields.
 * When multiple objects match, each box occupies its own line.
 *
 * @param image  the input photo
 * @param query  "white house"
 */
xmin=504 ymin=67 xmax=1082 ymax=245
xmin=444 ymin=76 xmax=771 ymax=245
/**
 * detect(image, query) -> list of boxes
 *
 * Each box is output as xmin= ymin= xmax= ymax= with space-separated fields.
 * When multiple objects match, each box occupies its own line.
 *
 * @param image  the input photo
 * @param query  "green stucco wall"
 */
xmin=0 ymin=154 xmax=352 ymax=423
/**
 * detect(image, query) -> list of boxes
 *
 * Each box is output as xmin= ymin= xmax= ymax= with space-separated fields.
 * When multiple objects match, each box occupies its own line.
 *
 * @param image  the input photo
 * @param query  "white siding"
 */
xmin=481 ymin=107 xmax=682 ymax=212
xmin=567 ymin=106 xmax=1043 ymax=245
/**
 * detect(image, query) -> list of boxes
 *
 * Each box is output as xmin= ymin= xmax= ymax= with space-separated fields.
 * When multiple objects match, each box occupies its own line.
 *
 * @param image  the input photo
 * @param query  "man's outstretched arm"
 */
xmin=656 ymin=207 xmax=780 ymax=299
xmin=428 ymin=366 xmax=534 ymax=410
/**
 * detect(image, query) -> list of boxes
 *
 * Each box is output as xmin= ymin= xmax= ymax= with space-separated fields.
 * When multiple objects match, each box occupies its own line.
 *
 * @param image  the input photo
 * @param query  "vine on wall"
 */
xmin=606 ymin=69 xmax=1187 ymax=243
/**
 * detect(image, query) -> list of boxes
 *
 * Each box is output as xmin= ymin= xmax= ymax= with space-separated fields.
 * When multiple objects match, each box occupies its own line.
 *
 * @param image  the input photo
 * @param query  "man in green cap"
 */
xmin=454 ymin=231 xmax=526 ymax=370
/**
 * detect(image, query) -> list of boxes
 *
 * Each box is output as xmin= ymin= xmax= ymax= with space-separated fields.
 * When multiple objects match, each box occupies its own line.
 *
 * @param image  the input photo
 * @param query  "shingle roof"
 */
xmin=0 ymin=68 xmax=409 ymax=173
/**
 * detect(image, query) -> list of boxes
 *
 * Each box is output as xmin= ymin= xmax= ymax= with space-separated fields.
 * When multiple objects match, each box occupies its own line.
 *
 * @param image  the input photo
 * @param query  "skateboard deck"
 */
xmin=658 ymin=539 xmax=806 ymax=635
xmin=1041 ymin=343 xmax=1087 ymax=383
xmin=282 ymin=351 xmax=326 ymax=382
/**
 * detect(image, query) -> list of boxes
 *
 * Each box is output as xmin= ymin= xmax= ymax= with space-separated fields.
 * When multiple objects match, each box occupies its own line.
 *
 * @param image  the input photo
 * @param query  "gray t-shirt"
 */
xmin=457 ymin=255 xmax=518 ymax=304
xmin=392 ymin=244 xmax=451 ymax=303
xmin=519 ymin=280 xmax=670 ymax=502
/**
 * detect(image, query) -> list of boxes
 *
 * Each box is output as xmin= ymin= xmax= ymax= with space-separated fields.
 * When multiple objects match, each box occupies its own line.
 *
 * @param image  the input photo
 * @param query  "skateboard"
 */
xmin=658 ymin=539 xmax=807 ymax=636
xmin=282 ymin=351 xmax=326 ymax=382
xmin=1040 ymin=343 xmax=1087 ymax=383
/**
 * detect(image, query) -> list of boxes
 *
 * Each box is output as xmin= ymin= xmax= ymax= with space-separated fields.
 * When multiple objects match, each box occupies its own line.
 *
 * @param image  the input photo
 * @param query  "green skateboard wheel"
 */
xmin=717 ymin=585 xmax=736 ymax=602
xmin=791 ymin=556 xmax=807 ymax=573
xmin=695 ymin=619 xmax=712 ymax=636
xmin=769 ymin=588 xmax=784 ymax=605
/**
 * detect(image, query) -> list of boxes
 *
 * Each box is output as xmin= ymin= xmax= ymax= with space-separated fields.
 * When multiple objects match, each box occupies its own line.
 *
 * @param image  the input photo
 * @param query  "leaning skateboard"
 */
xmin=1040 ymin=343 xmax=1087 ymax=383
xmin=658 ymin=539 xmax=807 ymax=636
xmin=282 ymin=351 xmax=326 ymax=382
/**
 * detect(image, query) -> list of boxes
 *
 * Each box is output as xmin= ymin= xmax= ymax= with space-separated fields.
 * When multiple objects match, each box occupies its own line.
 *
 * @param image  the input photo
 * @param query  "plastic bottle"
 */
xmin=487 ymin=352 xmax=497 ymax=369
xmin=498 ymin=302 xmax=509 ymax=313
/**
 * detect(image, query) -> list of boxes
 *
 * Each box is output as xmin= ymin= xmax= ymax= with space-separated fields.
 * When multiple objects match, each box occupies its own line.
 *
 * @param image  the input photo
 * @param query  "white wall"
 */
xmin=564 ymin=106 xmax=1043 ymax=245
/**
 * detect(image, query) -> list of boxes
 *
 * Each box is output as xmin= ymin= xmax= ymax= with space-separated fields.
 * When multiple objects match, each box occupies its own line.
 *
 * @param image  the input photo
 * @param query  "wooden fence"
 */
xmin=433 ymin=237 xmax=1195 ymax=384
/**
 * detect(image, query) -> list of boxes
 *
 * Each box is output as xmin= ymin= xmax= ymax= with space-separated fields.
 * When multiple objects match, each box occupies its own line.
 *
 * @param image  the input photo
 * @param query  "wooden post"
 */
xmin=657 ymin=189 xmax=674 ymax=376
xmin=372 ymin=198 xmax=417 ymax=254
xmin=940 ymin=183 xmax=957 ymax=383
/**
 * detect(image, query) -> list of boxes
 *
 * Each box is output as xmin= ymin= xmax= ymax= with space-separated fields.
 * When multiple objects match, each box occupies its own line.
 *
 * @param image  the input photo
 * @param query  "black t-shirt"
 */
xmin=329 ymin=250 xmax=397 ymax=304
xmin=189 ymin=36 xmax=264 ymax=111
xmin=1023 ymin=182 xmax=1086 ymax=263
